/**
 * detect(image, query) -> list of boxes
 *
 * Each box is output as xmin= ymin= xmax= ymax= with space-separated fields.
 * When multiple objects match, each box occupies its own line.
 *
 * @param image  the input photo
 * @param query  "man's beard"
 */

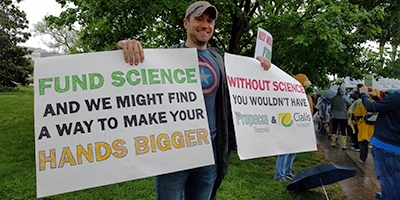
xmin=190 ymin=32 xmax=209 ymax=46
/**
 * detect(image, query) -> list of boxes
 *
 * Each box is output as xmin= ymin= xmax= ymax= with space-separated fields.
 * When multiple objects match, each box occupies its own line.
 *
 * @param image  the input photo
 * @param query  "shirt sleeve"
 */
xmin=361 ymin=93 xmax=400 ymax=112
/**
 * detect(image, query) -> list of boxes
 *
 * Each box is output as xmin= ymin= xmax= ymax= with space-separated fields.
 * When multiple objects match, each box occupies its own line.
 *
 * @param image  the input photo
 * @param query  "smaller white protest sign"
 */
xmin=372 ymin=77 xmax=400 ymax=93
xmin=34 ymin=49 xmax=214 ymax=197
xmin=254 ymin=27 xmax=273 ymax=60
xmin=225 ymin=53 xmax=317 ymax=160
xmin=344 ymin=77 xmax=364 ymax=88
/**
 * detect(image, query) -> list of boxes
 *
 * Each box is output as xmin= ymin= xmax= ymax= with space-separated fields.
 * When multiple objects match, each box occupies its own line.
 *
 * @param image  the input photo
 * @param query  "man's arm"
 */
xmin=360 ymin=87 xmax=400 ymax=112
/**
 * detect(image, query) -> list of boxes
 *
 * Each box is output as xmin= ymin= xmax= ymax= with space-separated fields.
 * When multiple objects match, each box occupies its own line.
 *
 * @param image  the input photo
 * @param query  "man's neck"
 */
xmin=185 ymin=41 xmax=207 ymax=50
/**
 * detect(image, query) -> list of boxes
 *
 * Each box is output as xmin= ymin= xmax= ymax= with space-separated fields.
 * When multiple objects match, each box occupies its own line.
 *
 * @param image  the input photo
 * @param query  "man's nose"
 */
xmin=199 ymin=20 xmax=208 ymax=28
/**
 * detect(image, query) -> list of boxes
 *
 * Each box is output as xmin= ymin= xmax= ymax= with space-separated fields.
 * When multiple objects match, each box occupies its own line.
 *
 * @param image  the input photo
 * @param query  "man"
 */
xmin=115 ymin=1 xmax=271 ymax=199
xmin=359 ymin=87 xmax=400 ymax=200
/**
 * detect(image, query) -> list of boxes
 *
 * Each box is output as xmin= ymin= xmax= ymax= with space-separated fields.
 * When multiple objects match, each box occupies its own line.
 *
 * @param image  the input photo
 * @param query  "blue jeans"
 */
xmin=274 ymin=153 xmax=296 ymax=179
xmin=372 ymin=147 xmax=400 ymax=200
xmin=155 ymin=164 xmax=217 ymax=200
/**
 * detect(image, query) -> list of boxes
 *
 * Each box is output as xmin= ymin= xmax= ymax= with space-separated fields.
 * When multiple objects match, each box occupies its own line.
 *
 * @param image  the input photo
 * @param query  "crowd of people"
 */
xmin=313 ymin=83 xmax=400 ymax=199
xmin=315 ymin=84 xmax=374 ymax=152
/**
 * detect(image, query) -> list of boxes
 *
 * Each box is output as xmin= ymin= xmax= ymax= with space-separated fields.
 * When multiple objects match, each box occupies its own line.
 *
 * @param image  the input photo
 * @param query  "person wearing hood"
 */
xmin=330 ymin=85 xmax=351 ymax=148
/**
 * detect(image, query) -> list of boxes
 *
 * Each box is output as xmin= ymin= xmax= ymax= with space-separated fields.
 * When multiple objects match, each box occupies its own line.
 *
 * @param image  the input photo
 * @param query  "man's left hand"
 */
xmin=256 ymin=56 xmax=271 ymax=70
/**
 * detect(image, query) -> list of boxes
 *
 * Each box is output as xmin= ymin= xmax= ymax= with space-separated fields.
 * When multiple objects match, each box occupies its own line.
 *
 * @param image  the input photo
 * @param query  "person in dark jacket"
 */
xmin=330 ymin=86 xmax=351 ymax=149
xmin=114 ymin=1 xmax=271 ymax=199
xmin=359 ymin=87 xmax=400 ymax=200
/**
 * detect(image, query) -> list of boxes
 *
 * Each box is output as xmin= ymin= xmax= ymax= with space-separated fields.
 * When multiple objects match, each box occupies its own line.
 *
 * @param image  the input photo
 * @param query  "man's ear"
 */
xmin=183 ymin=18 xmax=189 ymax=29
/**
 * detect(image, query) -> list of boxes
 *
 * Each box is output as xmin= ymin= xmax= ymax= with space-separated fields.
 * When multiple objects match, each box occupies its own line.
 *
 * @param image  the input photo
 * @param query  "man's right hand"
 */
xmin=116 ymin=39 xmax=145 ymax=66
xmin=359 ymin=86 xmax=368 ymax=94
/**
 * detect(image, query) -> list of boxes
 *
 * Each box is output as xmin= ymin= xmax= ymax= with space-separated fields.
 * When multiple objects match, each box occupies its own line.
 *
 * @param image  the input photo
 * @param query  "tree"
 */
xmin=260 ymin=0 xmax=383 ymax=87
xmin=350 ymin=0 xmax=400 ymax=79
xmin=48 ymin=0 xmax=383 ymax=88
xmin=46 ymin=0 xmax=164 ymax=51
xmin=0 ymin=0 xmax=32 ymax=91
xmin=32 ymin=17 xmax=80 ymax=54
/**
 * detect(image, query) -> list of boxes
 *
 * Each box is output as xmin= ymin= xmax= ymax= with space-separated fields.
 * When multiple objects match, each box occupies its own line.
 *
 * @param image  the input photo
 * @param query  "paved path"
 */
xmin=315 ymin=131 xmax=381 ymax=200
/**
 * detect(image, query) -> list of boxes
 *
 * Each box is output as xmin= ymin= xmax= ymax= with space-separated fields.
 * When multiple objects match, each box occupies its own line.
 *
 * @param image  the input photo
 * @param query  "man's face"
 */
xmin=184 ymin=10 xmax=215 ymax=46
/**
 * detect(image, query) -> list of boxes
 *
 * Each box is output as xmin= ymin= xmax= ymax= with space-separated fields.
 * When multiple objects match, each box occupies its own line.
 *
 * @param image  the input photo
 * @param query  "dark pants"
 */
xmin=350 ymin=125 xmax=359 ymax=149
xmin=210 ymin=171 xmax=224 ymax=200
xmin=210 ymin=150 xmax=232 ymax=200
xmin=359 ymin=140 xmax=369 ymax=161
xmin=332 ymin=118 xmax=348 ymax=136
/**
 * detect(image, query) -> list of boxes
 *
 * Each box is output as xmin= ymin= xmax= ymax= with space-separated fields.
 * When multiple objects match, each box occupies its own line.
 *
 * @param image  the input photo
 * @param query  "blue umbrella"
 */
xmin=286 ymin=163 xmax=357 ymax=199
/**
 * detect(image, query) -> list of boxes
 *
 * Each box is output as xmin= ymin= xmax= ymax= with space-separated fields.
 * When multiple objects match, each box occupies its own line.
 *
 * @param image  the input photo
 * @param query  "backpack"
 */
xmin=364 ymin=112 xmax=378 ymax=125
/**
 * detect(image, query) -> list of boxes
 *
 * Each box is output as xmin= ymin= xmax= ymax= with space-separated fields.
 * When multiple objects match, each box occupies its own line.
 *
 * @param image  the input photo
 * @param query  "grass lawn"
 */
xmin=0 ymin=86 xmax=345 ymax=200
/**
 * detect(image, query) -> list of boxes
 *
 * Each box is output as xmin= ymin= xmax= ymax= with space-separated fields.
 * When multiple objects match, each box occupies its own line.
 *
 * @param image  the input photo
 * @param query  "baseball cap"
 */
xmin=185 ymin=1 xmax=218 ymax=20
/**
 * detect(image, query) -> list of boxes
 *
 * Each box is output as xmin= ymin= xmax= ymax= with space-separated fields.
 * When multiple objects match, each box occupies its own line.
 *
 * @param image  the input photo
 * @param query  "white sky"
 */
xmin=17 ymin=0 xmax=64 ymax=50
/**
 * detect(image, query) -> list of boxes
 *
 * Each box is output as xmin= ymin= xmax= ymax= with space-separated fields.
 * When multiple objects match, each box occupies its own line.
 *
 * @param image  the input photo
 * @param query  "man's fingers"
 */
xmin=256 ymin=56 xmax=271 ymax=71
xmin=359 ymin=86 xmax=368 ymax=93
xmin=121 ymin=41 xmax=132 ymax=65
xmin=118 ymin=39 xmax=145 ymax=66
xmin=132 ymin=40 xmax=142 ymax=65
xmin=129 ymin=40 xmax=137 ymax=65
xmin=120 ymin=40 xmax=135 ymax=65
xmin=263 ymin=59 xmax=271 ymax=70
xmin=137 ymin=42 xmax=145 ymax=63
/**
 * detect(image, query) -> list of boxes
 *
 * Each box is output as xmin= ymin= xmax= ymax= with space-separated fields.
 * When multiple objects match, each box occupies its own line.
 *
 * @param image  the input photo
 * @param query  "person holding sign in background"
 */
xmin=359 ymin=87 xmax=400 ymax=200
xmin=274 ymin=74 xmax=313 ymax=182
xmin=115 ymin=1 xmax=271 ymax=199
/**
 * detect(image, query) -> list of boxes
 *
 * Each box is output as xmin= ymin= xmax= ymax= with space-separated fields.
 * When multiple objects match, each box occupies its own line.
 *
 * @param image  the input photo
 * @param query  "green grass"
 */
xmin=0 ymin=86 xmax=345 ymax=200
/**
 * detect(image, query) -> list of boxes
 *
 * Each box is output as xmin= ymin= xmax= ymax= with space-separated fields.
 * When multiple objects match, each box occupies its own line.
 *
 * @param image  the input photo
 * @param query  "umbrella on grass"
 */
xmin=286 ymin=163 xmax=357 ymax=200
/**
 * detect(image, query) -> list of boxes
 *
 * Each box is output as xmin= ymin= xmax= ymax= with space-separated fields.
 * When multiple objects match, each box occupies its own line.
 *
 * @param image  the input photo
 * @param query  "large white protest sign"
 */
xmin=224 ymin=53 xmax=317 ymax=160
xmin=254 ymin=27 xmax=273 ymax=60
xmin=34 ymin=49 xmax=214 ymax=198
